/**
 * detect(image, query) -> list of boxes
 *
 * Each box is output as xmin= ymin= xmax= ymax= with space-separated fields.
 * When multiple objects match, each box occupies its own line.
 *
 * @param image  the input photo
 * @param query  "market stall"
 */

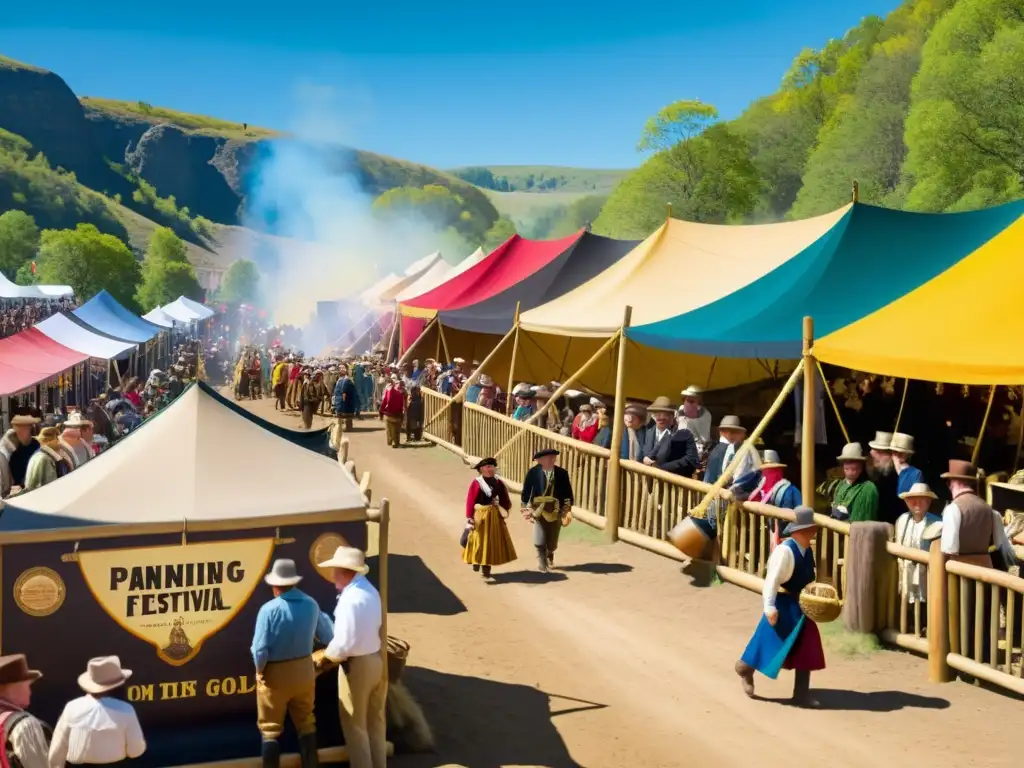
xmin=0 ymin=382 xmax=377 ymax=766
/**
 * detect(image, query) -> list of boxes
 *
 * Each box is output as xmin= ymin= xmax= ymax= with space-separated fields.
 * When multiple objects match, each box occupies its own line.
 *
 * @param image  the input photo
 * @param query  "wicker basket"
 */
xmin=799 ymin=582 xmax=842 ymax=624
xmin=387 ymin=635 xmax=410 ymax=682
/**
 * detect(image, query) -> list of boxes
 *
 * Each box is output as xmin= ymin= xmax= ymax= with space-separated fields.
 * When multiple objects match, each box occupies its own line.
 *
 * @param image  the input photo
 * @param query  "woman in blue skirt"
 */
xmin=735 ymin=505 xmax=826 ymax=707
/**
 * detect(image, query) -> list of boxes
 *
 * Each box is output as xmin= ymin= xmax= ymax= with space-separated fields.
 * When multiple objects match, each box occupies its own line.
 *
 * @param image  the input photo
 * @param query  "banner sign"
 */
xmin=78 ymin=538 xmax=275 ymax=666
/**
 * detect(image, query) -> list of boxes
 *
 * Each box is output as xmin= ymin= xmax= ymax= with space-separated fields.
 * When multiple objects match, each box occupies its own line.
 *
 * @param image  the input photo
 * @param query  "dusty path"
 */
xmin=241 ymin=396 xmax=1020 ymax=767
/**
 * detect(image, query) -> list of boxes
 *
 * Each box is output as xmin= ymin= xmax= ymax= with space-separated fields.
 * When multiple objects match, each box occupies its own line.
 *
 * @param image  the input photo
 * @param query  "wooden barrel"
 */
xmin=667 ymin=516 xmax=713 ymax=560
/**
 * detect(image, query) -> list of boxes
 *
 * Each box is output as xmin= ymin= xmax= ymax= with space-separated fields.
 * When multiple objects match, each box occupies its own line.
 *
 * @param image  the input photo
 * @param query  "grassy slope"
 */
xmin=0 ymin=54 xmax=47 ymax=73
xmin=484 ymin=189 xmax=592 ymax=220
xmin=80 ymin=97 xmax=281 ymax=141
xmin=451 ymin=165 xmax=629 ymax=194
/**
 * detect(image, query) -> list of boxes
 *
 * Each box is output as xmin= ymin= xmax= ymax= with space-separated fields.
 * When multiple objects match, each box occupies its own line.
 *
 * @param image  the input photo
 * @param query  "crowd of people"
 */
xmin=0 ymin=297 xmax=78 ymax=340
xmin=1 ymin=343 xmax=199 ymax=498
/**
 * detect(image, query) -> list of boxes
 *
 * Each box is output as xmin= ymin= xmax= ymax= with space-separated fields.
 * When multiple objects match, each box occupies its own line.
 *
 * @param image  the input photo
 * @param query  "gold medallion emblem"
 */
xmin=310 ymin=533 xmax=350 ymax=583
xmin=13 ymin=567 xmax=66 ymax=617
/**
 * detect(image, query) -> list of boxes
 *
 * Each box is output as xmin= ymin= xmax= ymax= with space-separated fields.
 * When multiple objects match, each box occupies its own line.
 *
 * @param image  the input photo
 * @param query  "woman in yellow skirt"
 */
xmin=462 ymin=457 xmax=517 ymax=579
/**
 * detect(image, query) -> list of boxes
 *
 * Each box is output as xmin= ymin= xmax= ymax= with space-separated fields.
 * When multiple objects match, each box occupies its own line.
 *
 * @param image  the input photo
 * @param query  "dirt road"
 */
xmin=243 ymin=398 xmax=1019 ymax=767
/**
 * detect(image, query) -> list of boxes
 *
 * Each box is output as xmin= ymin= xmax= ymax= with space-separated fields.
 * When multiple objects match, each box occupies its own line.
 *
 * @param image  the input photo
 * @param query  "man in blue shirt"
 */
xmin=251 ymin=559 xmax=335 ymax=768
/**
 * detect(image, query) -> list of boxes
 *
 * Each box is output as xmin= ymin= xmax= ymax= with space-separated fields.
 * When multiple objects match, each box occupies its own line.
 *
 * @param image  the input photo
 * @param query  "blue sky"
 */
xmin=1 ymin=1 xmax=901 ymax=169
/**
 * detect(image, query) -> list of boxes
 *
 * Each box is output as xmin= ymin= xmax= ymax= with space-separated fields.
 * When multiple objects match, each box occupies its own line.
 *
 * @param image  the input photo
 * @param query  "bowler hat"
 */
xmin=264 ymin=558 xmax=303 ymax=587
xmin=474 ymin=457 xmax=498 ymax=471
xmin=783 ymin=506 xmax=817 ymax=536
xmin=940 ymin=459 xmax=981 ymax=483
xmin=534 ymin=448 xmax=559 ymax=460
xmin=0 ymin=654 xmax=42 ymax=685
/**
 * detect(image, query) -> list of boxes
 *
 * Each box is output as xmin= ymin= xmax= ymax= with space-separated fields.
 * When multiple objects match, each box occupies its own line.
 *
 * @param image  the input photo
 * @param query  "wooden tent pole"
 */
xmin=505 ymin=303 xmax=521 ymax=416
xmin=604 ymin=306 xmax=632 ymax=543
xmin=437 ymin=318 xmax=452 ymax=365
xmin=971 ymin=385 xmax=997 ymax=467
xmin=378 ymin=498 xmax=390 ymax=685
xmin=801 ymin=316 xmax=816 ymax=506
xmin=434 ymin=323 xmax=442 ymax=362
xmin=522 ymin=331 xmax=621 ymax=427
xmin=396 ymin=316 xmax=437 ymax=367
xmin=423 ymin=324 xmax=517 ymax=432
xmin=385 ymin=315 xmax=399 ymax=363
xmin=1014 ymin=386 xmax=1024 ymax=473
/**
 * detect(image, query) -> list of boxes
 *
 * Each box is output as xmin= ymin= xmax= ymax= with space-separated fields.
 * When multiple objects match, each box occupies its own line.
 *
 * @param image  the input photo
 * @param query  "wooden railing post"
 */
xmin=378 ymin=498 xmax=390 ymax=685
xmin=928 ymin=539 xmax=951 ymax=682
xmin=801 ymin=316 xmax=815 ymax=506
xmin=604 ymin=306 xmax=632 ymax=543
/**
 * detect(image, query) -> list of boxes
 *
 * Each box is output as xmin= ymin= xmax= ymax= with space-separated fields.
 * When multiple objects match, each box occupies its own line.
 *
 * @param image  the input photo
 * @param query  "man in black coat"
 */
xmin=704 ymin=414 xmax=761 ymax=496
xmin=640 ymin=397 xmax=700 ymax=478
xmin=520 ymin=448 xmax=574 ymax=572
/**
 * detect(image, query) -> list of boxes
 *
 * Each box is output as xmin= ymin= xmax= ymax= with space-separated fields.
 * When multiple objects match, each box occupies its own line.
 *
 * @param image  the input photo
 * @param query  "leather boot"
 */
xmin=261 ymin=739 xmax=281 ymax=768
xmin=547 ymin=550 xmax=555 ymax=568
xmin=298 ymin=733 xmax=319 ymax=768
xmin=734 ymin=660 xmax=755 ymax=698
xmin=536 ymin=546 xmax=549 ymax=572
xmin=482 ymin=565 xmax=492 ymax=578
xmin=792 ymin=670 xmax=820 ymax=708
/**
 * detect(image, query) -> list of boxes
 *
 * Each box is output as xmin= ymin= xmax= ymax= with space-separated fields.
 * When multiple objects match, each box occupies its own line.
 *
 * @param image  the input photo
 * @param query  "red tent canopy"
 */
xmin=401 ymin=230 xmax=584 ymax=312
xmin=0 ymin=328 xmax=89 ymax=395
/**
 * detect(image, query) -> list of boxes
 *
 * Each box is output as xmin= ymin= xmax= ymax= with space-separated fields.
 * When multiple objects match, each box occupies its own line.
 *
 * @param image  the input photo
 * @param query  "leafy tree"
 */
xmin=36 ymin=224 xmax=140 ymax=309
xmin=219 ymin=259 xmax=261 ymax=304
xmin=0 ymin=209 xmax=40 ymax=277
xmin=135 ymin=227 xmax=203 ymax=310
xmin=637 ymin=100 xmax=718 ymax=153
xmin=902 ymin=0 xmax=1024 ymax=211
xmin=14 ymin=260 xmax=38 ymax=286
xmin=482 ymin=217 xmax=517 ymax=250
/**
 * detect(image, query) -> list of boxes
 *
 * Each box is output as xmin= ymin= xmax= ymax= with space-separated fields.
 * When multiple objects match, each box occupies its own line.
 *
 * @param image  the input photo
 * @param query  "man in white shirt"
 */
xmin=316 ymin=546 xmax=386 ymax=768
xmin=49 ymin=656 xmax=145 ymax=768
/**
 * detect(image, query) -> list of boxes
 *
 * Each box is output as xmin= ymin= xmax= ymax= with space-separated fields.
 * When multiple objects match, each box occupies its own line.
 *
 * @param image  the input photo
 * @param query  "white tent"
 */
xmin=2 ymin=382 xmax=367 ymax=529
xmin=143 ymin=307 xmax=182 ymax=328
xmin=160 ymin=298 xmax=205 ymax=323
xmin=0 ymin=271 xmax=74 ymax=300
xmin=34 ymin=313 xmax=136 ymax=359
xmin=175 ymin=296 xmax=215 ymax=319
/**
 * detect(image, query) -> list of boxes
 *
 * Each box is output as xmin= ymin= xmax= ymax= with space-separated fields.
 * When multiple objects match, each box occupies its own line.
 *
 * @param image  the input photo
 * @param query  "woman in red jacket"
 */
xmin=571 ymin=403 xmax=600 ymax=443
xmin=462 ymin=457 xmax=517 ymax=579
xmin=379 ymin=376 xmax=406 ymax=448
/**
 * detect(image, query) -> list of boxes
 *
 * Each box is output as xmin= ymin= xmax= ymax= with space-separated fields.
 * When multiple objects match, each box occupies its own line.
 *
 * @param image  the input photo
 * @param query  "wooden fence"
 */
xmin=424 ymin=390 xmax=1024 ymax=697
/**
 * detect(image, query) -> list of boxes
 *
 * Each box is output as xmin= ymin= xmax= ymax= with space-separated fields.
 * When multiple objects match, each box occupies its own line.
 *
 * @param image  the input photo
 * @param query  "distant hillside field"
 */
xmin=449 ymin=165 xmax=629 ymax=194
xmin=80 ymin=97 xmax=280 ymax=141
xmin=484 ymin=189 xmax=592 ymax=220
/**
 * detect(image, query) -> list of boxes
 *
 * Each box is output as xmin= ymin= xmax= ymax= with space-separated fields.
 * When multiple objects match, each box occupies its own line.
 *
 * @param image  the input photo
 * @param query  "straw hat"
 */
xmin=453 ymin=357 xmax=466 ymax=364
xmin=10 ymin=414 xmax=39 ymax=427
xmin=78 ymin=656 xmax=132 ymax=694
xmin=889 ymin=432 xmax=915 ymax=455
xmin=837 ymin=442 xmax=867 ymax=462
xmin=264 ymin=559 xmax=303 ymax=587
xmin=479 ymin=374 xmax=494 ymax=387
xmin=534 ymin=387 xmax=552 ymax=400
xmin=317 ymin=546 xmax=370 ymax=575
xmin=783 ymin=506 xmax=817 ymax=536
xmin=647 ymin=396 xmax=675 ymax=414
xmin=718 ymin=415 xmax=746 ymax=433
xmin=589 ymin=397 xmax=604 ymax=408
xmin=940 ymin=459 xmax=981 ymax=483
xmin=63 ymin=412 xmax=92 ymax=429
xmin=760 ymin=450 xmax=786 ymax=470
xmin=680 ymin=385 xmax=704 ymax=399
xmin=868 ymin=431 xmax=893 ymax=451
xmin=37 ymin=426 xmax=60 ymax=444
xmin=899 ymin=482 xmax=937 ymax=500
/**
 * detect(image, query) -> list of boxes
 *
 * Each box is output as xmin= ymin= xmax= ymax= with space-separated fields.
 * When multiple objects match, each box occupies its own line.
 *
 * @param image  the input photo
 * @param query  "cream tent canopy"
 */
xmin=0 ymin=382 xmax=367 ymax=533
xmin=393 ymin=248 xmax=487 ymax=303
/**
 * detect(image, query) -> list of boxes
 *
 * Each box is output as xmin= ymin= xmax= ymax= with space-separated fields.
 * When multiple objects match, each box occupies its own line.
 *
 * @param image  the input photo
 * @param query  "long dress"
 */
xmin=740 ymin=538 xmax=826 ymax=679
xmin=462 ymin=476 xmax=517 ymax=567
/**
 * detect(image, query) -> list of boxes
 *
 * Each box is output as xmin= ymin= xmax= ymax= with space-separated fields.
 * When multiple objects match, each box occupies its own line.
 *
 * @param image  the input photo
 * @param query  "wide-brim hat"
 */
xmin=518 ymin=392 xmax=536 ymax=400
xmin=0 ymin=654 xmax=42 ymax=685
xmin=899 ymin=482 xmax=937 ymax=501
xmin=264 ymin=558 xmax=303 ymax=587
xmin=63 ymin=412 xmax=93 ymax=429
xmin=479 ymin=375 xmax=494 ymax=387
xmin=453 ymin=357 xmax=466 ymax=364
xmin=317 ymin=545 xmax=370 ymax=575
xmin=474 ymin=457 xmax=498 ymax=471
xmin=837 ymin=442 xmax=867 ymax=462
xmin=718 ymin=415 xmax=746 ymax=432
xmin=534 ymin=448 xmax=559 ymax=460
xmin=680 ymin=385 xmax=704 ymax=399
xmin=647 ymin=396 xmax=675 ymax=413
xmin=578 ymin=404 xmax=593 ymax=413
xmin=10 ymin=414 xmax=40 ymax=426
xmin=889 ymin=432 xmax=915 ymax=455
xmin=867 ymin=431 xmax=893 ymax=451
xmin=760 ymin=449 xmax=786 ymax=469
xmin=78 ymin=655 xmax=131 ymax=694
xmin=625 ymin=403 xmax=647 ymax=418
xmin=783 ymin=506 xmax=817 ymax=536
xmin=533 ymin=387 xmax=552 ymax=399
xmin=940 ymin=459 xmax=981 ymax=483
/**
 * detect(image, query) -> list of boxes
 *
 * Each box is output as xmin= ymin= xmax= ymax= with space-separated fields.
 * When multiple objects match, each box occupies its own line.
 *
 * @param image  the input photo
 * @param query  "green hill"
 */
xmin=80 ymin=97 xmax=280 ymax=141
xmin=449 ymin=165 xmax=629 ymax=194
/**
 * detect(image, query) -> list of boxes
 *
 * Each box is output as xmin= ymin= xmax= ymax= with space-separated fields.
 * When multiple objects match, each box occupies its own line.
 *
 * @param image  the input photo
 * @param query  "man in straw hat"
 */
xmin=894 ymin=483 xmax=942 ymax=606
xmin=735 ymin=506 xmax=826 ymax=707
xmin=641 ymin=397 xmax=699 ymax=478
xmin=1 ymin=414 xmax=41 ymax=498
xmin=317 ymin=547 xmax=386 ymax=768
xmin=676 ymin=385 xmax=712 ymax=459
xmin=252 ymin=560 xmax=335 ymax=768
xmin=831 ymin=443 xmax=879 ymax=522
xmin=58 ymin=412 xmax=94 ymax=470
xmin=521 ymin=449 xmax=574 ymax=572
xmin=0 ymin=654 xmax=50 ymax=768
xmin=705 ymin=415 xmax=759 ymax=495
xmin=23 ymin=427 xmax=70 ymax=492
xmin=50 ymin=656 xmax=145 ymax=768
